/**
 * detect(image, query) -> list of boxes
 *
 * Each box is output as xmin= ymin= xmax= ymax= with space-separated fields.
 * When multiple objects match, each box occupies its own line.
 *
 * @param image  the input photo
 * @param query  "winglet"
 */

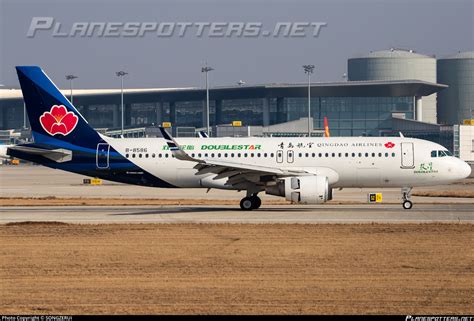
xmin=158 ymin=127 xmax=201 ymax=162
xmin=399 ymin=132 xmax=404 ymax=138
xmin=198 ymin=131 xmax=209 ymax=138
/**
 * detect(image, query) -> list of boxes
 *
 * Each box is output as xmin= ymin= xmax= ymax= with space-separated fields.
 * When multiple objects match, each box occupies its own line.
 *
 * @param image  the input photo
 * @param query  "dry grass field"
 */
xmin=1 ymin=222 xmax=473 ymax=314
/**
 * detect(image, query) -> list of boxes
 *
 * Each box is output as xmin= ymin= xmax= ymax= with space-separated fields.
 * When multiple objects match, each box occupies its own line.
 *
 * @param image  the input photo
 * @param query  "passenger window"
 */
xmin=250 ymin=153 xmax=254 ymax=158
xmin=318 ymin=153 xmax=322 ymax=157
xmin=345 ymin=153 xmax=349 ymax=157
xmin=378 ymin=153 xmax=382 ymax=157
xmin=237 ymin=153 xmax=241 ymax=157
xmin=298 ymin=153 xmax=302 ymax=157
xmin=431 ymin=151 xmax=437 ymax=158
xmin=139 ymin=154 xmax=142 ymax=158
xmin=338 ymin=153 xmax=342 ymax=157
xmin=305 ymin=153 xmax=309 ymax=157
xmin=211 ymin=153 xmax=215 ymax=158
xmin=165 ymin=154 xmax=169 ymax=158
xmin=331 ymin=153 xmax=335 ymax=157
xmin=392 ymin=153 xmax=395 ymax=157
xmin=158 ymin=154 xmax=162 ymax=158
xmin=358 ymin=153 xmax=362 ymax=157
xmin=224 ymin=153 xmax=228 ymax=157
xmin=264 ymin=153 xmax=267 ymax=157
xmin=218 ymin=153 xmax=221 ymax=157
xmin=152 ymin=153 xmax=155 ymax=158
xmin=325 ymin=153 xmax=329 ymax=157
xmin=205 ymin=153 xmax=208 ymax=157
xmin=257 ymin=153 xmax=261 ymax=157
xmin=145 ymin=154 xmax=149 ymax=158
xmin=312 ymin=153 xmax=316 ymax=157
xmin=372 ymin=153 xmax=375 ymax=157
xmin=351 ymin=153 xmax=355 ymax=157
xmin=385 ymin=153 xmax=389 ymax=157
xmin=270 ymin=153 xmax=274 ymax=158
xmin=126 ymin=154 xmax=129 ymax=158
xmin=365 ymin=153 xmax=369 ymax=157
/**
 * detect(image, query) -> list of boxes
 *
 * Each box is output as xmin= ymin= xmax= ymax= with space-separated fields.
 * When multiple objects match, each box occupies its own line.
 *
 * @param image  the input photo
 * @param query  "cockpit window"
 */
xmin=437 ymin=150 xmax=453 ymax=157
xmin=432 ymin=150 xmax=453 ymax=157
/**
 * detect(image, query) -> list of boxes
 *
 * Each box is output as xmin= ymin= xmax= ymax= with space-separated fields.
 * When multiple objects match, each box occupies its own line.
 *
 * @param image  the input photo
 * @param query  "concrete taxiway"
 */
xmin=1 ymin=204 xmax=472 ymax=224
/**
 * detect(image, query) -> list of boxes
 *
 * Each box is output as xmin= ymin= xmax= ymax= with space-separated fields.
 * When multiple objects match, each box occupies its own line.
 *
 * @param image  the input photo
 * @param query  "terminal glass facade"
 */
xmin=0 ymin=95 xmax=415 ymax=136
xmin=285 ymin=96 xmax=414 ymax=136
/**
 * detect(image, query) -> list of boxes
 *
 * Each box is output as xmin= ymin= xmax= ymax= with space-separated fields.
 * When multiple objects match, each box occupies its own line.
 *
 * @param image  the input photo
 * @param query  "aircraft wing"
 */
xmin=158 ymin=127 xmax=314 ymax=190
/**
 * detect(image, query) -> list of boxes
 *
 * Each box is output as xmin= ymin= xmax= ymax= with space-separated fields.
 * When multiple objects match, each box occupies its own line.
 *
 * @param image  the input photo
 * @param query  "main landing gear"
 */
xmin=401 ymin=187 xmax=413 ymax=210
xmin=240 ymin=194 xmax=262 ymax=211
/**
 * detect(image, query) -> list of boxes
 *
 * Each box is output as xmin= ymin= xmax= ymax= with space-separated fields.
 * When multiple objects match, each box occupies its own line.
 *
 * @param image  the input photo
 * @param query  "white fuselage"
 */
xmin=103 ymin=136 xmax=471 ymax=189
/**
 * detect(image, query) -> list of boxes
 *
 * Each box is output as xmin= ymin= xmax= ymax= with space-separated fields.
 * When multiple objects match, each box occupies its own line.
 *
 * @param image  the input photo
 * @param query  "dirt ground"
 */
xmin=0 ymin=222 xmax=472 ymax=315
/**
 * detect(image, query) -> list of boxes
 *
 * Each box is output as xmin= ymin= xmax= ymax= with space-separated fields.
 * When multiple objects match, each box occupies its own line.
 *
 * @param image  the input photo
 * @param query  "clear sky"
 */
xmin=0 ymin=0 xmax=472 ymax=89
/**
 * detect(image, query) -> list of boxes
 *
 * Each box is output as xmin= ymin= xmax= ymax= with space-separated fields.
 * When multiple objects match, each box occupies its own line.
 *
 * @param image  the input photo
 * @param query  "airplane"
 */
xmin=323 ymin=116 xmax=330 ymax=138
xmin=6 ymin=66 xmax=472 ymax=210
xmin=0 ymin=144 xmax=14 ymax=159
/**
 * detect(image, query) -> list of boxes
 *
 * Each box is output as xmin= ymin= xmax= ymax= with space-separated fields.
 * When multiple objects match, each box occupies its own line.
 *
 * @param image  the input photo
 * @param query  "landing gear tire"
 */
xmin=240 ymin=195 xmax=262 ymax=210
xmin=401 ymin=187 xmax=413 ymax=210
xmin=250 ymin=196 xmax=261 ymax=209
xmin=240 ymin=197 xmax=254 ymax=211
xmin=402 ymin=200 xmax=413 ymax=210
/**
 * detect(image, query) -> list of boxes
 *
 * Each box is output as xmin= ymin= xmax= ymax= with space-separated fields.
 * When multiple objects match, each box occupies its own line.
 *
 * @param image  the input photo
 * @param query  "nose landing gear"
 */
xmin=240 ymin=194 xmax=262 ymax=210
xmin=401 ymin=187 xmax=413 ymax=210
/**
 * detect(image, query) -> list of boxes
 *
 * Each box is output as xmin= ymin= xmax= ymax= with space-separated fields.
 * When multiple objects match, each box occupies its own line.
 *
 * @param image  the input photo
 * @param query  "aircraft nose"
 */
xmin=460 ymin=161 xmax=472 ymax=179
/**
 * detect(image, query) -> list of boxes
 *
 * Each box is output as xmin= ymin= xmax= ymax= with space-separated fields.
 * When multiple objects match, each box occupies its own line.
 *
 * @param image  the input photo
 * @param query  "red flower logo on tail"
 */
xmin=39 ymin=105 xmax=78 ymax=136
xmin=384 ymin=142 xmax=395 ymax=148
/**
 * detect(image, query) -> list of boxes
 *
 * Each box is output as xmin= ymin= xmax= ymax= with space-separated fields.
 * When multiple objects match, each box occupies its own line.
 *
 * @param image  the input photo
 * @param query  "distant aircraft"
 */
xmin=324 ymin=116 xmax=330 ymax=138
xmin=0 ymin=144 xmax=14 ymax=160
xmin=7 ymin=66 xmax=471 ymax=210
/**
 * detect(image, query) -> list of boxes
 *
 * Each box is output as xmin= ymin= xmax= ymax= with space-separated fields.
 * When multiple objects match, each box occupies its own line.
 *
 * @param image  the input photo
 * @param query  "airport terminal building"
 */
xmin=0 ymin=79 xmax=445 ymax=137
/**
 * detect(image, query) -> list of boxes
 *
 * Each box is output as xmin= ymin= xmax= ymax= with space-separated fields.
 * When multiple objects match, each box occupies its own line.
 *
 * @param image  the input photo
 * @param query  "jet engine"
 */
xmin=266 ymin=176 xmax=330 ymax=204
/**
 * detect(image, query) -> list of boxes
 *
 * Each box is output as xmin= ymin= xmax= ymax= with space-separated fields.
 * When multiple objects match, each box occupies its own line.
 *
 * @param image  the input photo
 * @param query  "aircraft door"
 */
xmin=287 ymin=150 xmax=294 ymax=163
xmin=96 ymin=143 xmax=110 ymax=169
xmin=401 ymin=142 xmax=414 ymax=169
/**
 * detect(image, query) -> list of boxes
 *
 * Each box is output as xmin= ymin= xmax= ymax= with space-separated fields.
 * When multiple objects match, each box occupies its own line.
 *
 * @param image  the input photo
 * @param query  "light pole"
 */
xmin=65 ymin=74 xmax=78 ymax=104
xmin=201 ymin=63 xmax=214 ymax=136
xmin=116 ymin=71 xmax=128 ymax=137
xmin=303 ymin=64 xmax=315 ymax=137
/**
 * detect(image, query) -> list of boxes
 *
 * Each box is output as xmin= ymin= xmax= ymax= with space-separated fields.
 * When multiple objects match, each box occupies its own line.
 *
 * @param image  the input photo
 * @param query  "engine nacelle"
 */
xmin=266 ymin=176 xmax=330 ymax=204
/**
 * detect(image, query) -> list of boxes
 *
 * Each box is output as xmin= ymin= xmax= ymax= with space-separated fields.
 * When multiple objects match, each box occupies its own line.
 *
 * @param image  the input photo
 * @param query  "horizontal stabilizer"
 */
xmin=8 ymin=145 xmax=72 ymax=163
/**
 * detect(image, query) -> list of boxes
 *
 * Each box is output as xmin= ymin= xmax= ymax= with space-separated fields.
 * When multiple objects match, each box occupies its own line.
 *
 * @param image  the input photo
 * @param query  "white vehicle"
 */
xmin=8 ymin=66 xmax=471 ymax=210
